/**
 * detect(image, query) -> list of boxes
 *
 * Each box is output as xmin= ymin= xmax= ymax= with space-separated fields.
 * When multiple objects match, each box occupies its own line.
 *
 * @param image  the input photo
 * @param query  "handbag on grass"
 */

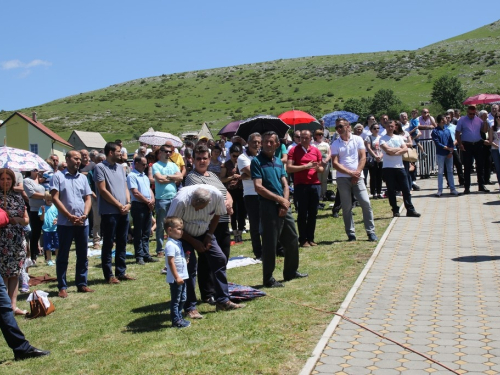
xmin=403 ymin=147 xmax=418 ymax=162
xmin=26 ymin=290 xmax=55 ymax=319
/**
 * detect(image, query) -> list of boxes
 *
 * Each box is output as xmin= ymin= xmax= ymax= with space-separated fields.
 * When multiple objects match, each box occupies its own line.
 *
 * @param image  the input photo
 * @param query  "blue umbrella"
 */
xmin=322 ymin=111 xmax=359 ymax=128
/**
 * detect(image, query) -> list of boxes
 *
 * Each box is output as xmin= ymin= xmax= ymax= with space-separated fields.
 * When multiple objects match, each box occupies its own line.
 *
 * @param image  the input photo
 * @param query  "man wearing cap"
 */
xmin=456 ymin=105 xmax=490 ymax=194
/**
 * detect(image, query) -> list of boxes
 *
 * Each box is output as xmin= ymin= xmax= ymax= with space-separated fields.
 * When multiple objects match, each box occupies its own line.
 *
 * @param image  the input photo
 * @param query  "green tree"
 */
xmin=343 ymin=97 xmax=373 ymax=121
xmin=369 ymin=89 xmax=402 ymax=117
xmin=431 ymin=75 xmax=467 ymax=111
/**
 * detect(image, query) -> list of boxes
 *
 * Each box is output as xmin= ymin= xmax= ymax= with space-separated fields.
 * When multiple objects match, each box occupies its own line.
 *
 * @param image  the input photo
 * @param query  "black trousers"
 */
xmin=462 ymin=141 xmax=485 ymax=189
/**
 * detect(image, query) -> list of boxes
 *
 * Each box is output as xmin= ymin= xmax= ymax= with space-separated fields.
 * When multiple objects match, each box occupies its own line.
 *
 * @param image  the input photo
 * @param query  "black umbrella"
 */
xmin=235 ymin=115 xmax=290 ymax=141
xmin=217 ymin=120 xmax=242 ymax=137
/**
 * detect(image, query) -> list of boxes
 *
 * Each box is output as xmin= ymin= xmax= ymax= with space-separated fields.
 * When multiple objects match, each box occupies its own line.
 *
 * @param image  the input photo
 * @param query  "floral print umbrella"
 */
xmin=0 ymin=146 xmax=52 ymax=171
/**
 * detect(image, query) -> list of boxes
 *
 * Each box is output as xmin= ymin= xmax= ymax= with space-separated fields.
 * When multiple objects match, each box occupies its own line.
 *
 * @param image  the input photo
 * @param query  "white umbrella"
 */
xmin=0 ymin=146 xmax=52 ymax=171
xmin=139 ymin=128 xmax=183 ymax=148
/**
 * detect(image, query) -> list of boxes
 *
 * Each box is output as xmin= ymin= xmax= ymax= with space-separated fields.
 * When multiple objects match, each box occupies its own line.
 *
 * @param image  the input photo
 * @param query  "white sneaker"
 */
xmin=435 ymin=191 xmax=442 ymax=197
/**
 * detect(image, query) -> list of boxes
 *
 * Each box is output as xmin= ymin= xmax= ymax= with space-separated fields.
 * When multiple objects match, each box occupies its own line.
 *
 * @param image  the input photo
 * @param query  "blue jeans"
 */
xmin=155 ymin=199 xmax=172 ymax=254
xmin=101 ymin=214 xmax=129 ymax=280
xmin=56 ymin=225 xmax=89 ymax=290
xmin=131 ymin=202 xmax=152 ymax=260
xmin=437 ymin=154 xmax=455 ymax=192
xmin=169 ymin=281 xmax=187 ymax=323
xmin=294 ymin=184 xmax=320 ymax=243
xmin=181 ymin=234 xmax=230 ymax=312
xmin=0 ymin=275 xmax=32 ymax=355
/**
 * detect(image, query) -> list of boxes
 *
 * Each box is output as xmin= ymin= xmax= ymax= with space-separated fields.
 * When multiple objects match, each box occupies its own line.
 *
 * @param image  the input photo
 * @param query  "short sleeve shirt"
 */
xmin=152 ymin=161 xmax=179 ymax=200
xmin=127 ymin=169 xmax=152 ymax=202
xmin=165 ymin=238 xmax=188 ymax=283
xmin=456 ymin=115 xmax=484 ymax=143
xmin=251 ymin=151 xmax=286 ymax=198
xmin=93 ymin=160 xmax=128 ymax=215
xmin=50 ymin=169 xmax=92 ymax=226
xmin=287 ymin=145 xmax=322 ymax=185
xmin=38 ymin=204 xmax=58 ymax=232
xmin=330 ymin=135 xmax=365 ymax=178
xmin=379 ymin=134 xmax=405 ymax=169
xmin=237 ymin=149 xmax=257 ymax=196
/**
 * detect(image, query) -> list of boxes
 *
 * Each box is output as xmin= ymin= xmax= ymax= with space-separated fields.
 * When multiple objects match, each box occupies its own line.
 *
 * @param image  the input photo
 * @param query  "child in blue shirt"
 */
xmin=38 ymin=191 xmax=59 ymax=266
xmin=164 ymin=216 xmax=190 ymax=328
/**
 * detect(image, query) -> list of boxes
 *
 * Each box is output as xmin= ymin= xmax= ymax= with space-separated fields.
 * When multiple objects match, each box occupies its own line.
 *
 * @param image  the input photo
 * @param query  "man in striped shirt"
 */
xmin=167 ymin=185 xmax=245 ymax=318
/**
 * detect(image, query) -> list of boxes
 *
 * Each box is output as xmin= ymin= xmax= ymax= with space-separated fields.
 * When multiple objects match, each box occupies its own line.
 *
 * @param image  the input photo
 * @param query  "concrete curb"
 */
xmin=299 ymin=210 xmax=401 ymax=375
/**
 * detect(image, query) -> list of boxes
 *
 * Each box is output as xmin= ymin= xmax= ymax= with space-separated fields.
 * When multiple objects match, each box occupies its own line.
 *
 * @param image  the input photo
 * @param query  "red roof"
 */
xmin=10 ymin=112 xmax=73 ymax=148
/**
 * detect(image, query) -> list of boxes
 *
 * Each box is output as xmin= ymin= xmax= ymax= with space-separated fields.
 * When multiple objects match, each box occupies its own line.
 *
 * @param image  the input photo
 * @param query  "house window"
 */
xmin=30 ymin=144 xmax=38 ymax=154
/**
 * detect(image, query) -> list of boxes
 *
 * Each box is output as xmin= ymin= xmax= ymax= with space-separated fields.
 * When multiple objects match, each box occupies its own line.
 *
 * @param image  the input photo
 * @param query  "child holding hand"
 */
xmin=164 ymin=216 xmax=190 ymax=328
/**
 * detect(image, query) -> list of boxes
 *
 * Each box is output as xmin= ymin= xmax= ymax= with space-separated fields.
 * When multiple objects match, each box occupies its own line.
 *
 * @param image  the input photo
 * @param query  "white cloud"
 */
xmin=1 ymin=59 xmax=52 ymax=70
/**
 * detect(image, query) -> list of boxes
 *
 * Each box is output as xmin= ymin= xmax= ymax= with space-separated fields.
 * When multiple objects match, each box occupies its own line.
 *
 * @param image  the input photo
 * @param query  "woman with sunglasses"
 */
xmin=365 ymin=123 xmax=383 ymax=198
xmin=220 ymin=144 xmax=246 ymax=243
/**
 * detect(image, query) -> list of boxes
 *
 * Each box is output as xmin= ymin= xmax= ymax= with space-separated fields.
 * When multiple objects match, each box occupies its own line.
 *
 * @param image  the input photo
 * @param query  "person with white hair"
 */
xmin=167 ymin=185 xmax=245 ymax=318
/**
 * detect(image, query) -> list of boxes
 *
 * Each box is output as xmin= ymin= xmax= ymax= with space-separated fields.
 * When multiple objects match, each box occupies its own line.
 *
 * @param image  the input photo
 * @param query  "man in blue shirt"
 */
xmin=51 ymin=150 xmax=93 ymax=298
xmin=431 ymin=115 xmax=459 ymax=197
xmin=251 ymin=131 xmax=307 ymax=288
xmin=456 ymin=105 xmax=490 ymax=194
xmin=127 ymin=156 xmax=158 ymax=265
xmin=152 ymin=145 xmax=183 ymax=256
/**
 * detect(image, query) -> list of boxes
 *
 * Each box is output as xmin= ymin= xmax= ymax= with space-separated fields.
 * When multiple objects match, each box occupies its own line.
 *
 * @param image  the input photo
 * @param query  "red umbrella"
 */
xmin=278 ymin=110 xmax=317 ymax=125
xmin=463 ymin=94 xmax=500 ymax=105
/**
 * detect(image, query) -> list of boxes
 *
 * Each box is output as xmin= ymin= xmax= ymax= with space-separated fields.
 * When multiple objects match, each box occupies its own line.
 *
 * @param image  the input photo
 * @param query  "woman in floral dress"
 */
xmin=0 ymin=168 xmax=29 ymax=315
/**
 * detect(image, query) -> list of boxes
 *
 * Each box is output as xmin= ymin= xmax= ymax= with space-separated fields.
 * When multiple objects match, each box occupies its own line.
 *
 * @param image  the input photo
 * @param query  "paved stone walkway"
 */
xmin=305 ymin=177 xmax=500 ymax=375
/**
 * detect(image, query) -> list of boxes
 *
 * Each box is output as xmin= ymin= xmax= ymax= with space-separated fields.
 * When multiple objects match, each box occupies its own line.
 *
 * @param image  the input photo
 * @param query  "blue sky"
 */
xmin=1 ymin=1 xmax=498 ymax=111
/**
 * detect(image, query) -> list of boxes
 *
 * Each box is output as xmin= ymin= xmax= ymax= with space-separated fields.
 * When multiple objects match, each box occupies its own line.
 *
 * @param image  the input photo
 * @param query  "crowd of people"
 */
xmin=0 ymin=103 xmax=498 ymax=341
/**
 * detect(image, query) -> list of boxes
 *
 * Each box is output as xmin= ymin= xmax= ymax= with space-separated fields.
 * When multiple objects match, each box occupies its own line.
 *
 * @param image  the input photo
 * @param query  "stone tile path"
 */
xmin=303 ymin=177 xmax=500 ymax=374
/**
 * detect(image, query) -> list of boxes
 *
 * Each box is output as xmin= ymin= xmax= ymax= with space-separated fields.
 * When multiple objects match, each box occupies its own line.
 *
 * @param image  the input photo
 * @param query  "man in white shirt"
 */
xmin=380 ymin=121 xmax=421 ymax=218
xmin=330 ymin=118 xmax=377 ymax=242
xmin=237 ymin=132 xmax=262 ymax=259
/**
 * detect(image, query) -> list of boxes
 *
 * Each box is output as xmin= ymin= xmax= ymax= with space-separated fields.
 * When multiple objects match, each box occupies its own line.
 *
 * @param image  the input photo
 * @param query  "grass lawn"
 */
xmin=1 ymin=195 xmax=393 ymax=375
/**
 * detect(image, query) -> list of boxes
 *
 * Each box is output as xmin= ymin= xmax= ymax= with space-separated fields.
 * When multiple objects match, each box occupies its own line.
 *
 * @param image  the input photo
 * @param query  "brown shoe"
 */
xmin=118 ymin=274 xmax=136 ymax=281
xmin=156 ymin=251 xmax=165 ymax=258
xmin=58 ymin=289 xmax=68 ymax=298
xmin=77 ymin=286 xmax=95 ymax=293
xmin=185 ymin=310 xmax=204 ymax=319
xmin=300 ymin=241 xmax=311 ymax=248
xmin=308 ymin=241 xmax=318 ymax=246
xmin=108 ymin=276 xmax=120 ymax=284
xmin=216 ymin=300 xmax=246 ymax=312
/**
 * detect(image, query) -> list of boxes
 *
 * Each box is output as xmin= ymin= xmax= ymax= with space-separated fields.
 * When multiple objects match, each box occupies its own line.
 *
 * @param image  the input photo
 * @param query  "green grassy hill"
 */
xmin=2 ymin=20 xmax=500 ymax=148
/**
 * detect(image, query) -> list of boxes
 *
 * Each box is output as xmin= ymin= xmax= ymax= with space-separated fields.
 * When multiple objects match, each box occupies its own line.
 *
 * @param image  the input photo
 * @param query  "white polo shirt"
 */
xmin=330 ymin=135 xmax=365 ymax=178
xmin=237 ymin=149 xmax=257 ymax=196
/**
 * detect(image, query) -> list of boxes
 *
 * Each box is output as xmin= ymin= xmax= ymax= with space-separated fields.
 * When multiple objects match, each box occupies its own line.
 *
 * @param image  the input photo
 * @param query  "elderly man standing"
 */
xmin=287 ymin=130 xmax=323 ymax=247
xmin=51 ymin=150 xmax=93 ymax=298
xmin=94 ymin=142 xmax=135 ymax=284
xmin=153 ymin=144 xmax=183 ymax=257
xmin=167 ymin=185 xmax=245 ymax=317
xmin=128 ymin=156 xmax=158 ymax=265
xmin=456 ymin=105 xmax=490 ymax=194
xmin=252 ymin=131 xmax=308 ymax=288
xmin=431 ymin=115 xmax=459 ymax=197
xmin=330 ymin=118 xmax=378 ymax=242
